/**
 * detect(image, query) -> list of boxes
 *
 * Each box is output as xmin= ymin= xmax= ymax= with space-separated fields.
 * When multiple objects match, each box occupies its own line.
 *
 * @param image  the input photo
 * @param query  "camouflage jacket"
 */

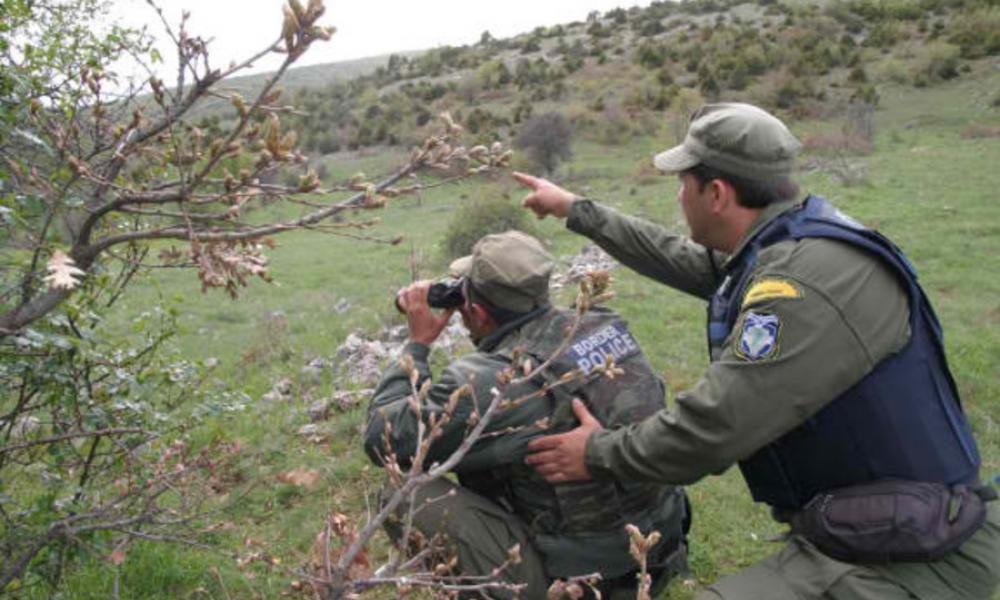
xmin=365 ymin=305 xmax=688 ymax=578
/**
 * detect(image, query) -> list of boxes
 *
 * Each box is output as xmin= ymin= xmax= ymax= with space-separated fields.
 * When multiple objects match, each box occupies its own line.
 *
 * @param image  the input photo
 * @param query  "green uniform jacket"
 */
xmin=365 ymin=306 xmax=688 ymax=579
xmin=568 ymin=198 xmax=910 ymax=483
xmin=365 ymin=321 xmax=549 ymax=475
xmin=567 ymin=198 xmax=1000 ymax=599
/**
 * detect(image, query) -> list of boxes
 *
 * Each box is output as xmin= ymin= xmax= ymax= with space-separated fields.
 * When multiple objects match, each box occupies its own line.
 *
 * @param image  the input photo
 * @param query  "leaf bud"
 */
xmin=297 ymin=169 xmax=320 ymax=192
xmin=210 ymin=138 xmax=225 ymax=157
xmin=256 ymin=150 xmax=273 ymax=168
xmin=231 ymin=94 xmax=248 ymax=119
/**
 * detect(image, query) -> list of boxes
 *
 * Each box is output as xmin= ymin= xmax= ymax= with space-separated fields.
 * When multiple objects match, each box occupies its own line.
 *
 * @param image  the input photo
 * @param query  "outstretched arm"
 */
xmin=512 ymin=171 xmax=723 ymax=300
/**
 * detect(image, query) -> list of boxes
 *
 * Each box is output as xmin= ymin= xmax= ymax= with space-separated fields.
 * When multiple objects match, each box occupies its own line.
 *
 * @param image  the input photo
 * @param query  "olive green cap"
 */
xmin=448 ymin=230 xmax=553 ymax=313
xmin=653 ymin=102 xmax=801 ymax=180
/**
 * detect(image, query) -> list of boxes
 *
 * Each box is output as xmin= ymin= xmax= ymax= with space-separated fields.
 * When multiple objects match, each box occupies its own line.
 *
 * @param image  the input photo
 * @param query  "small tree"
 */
xmin=0 ymin=0 xmax=510 ymax=592
xmin=514 ymin=112 xmax=573 ymax=175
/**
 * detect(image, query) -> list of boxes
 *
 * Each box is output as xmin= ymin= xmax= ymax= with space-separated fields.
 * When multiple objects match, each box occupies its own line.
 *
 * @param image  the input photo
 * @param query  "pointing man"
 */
xmin=514 ymin=103 xmax=999 ymax=599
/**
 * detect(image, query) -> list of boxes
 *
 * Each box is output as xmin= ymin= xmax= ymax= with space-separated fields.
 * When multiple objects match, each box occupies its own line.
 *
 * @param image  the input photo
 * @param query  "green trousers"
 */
xmin=384 ymin=477 xmax=550 ymax=599
xmin=384 ymin=477 xmax=681 ymax=600
xmin=698 ymin=502 xmax=1000 ymax=600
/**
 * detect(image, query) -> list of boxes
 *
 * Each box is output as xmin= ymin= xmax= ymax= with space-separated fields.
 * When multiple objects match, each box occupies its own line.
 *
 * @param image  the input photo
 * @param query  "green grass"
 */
xmin=65 ymin=68 xmax=1000 ymax=599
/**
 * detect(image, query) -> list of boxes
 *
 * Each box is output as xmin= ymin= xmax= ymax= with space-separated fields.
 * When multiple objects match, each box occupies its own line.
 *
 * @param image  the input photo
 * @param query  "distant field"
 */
xmin=61 ymin=67 xmax=1000 ymax=599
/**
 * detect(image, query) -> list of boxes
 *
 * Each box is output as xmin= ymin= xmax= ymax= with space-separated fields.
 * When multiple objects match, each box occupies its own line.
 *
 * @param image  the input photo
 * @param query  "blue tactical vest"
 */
xmin=707 ymin=196 xmax=981 ymax=510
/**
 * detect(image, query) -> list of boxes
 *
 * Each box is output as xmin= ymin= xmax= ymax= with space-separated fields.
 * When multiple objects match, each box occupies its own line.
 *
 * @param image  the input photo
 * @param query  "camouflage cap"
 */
xmin=653 ymin=103 xmax=801 ymax=180
xmin=448 ymin=230 xmax=553 ymax=313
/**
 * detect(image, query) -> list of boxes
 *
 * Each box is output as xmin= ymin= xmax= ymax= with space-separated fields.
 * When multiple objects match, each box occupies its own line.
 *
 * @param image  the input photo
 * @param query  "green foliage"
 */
xmin=846 ymin=0 xmax=925 ymax=21
xmin=636 ymin=41 xmax=668 ymax=69
xmin=0 ymin=285 xmax=231 ymax=592
xmin=476 ymin=60 xmax=513 ymax=90
xmin=848 ymin=66 xmax=869 ymax=83
xmin=947 ymin=7 xmax=1000 ymax=59
xmin=911 ymin=42 xmax=961 ymax=85
xmin=464 ymin=107 xmax=510 ymax=141
xmin=519 ymin=37 xmax=541 ymax=54
xmin=442 ymin=197 xmax=537 ymax=259
xmin=865 ymin=22 xmax=902 ymax=49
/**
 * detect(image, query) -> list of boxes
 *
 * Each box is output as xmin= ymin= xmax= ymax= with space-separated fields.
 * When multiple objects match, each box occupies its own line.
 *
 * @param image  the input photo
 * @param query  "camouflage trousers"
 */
xmin=698 ymin=501 xmax=1000 ymax=600
xmin=383 ymin=477 xmax=682 ymax=600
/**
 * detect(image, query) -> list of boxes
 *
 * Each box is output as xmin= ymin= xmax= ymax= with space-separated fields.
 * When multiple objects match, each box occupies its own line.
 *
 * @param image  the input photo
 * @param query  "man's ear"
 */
xmin=708 ymin=178 xmax=736 ymax=214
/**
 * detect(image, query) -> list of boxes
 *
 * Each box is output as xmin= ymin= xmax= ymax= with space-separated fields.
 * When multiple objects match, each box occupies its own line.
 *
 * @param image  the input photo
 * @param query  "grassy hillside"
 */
xmin=17 ymin=0 xmax=1000 ymax=598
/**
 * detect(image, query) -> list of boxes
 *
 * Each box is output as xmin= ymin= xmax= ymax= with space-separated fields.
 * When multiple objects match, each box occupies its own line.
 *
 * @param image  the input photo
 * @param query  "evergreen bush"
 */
xmin=442 ymin=197 xmax=537 ymax=259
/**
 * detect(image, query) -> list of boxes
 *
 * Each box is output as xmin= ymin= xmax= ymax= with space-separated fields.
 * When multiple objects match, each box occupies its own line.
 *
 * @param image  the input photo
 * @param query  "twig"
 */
xmin=1 ymin=427 xmax=147 ymax=455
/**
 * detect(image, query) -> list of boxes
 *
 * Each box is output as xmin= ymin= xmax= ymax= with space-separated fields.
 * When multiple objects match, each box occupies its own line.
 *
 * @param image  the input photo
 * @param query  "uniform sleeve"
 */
xmin=365 ymin=344 xmax=547 ymax=471
xmin=364 ymin=342 xmax=477 ymax=468
xmin=567 ymin=199 xmax=724 ymax=300
xmin=584 ymin=274 xmax=887 ymax=484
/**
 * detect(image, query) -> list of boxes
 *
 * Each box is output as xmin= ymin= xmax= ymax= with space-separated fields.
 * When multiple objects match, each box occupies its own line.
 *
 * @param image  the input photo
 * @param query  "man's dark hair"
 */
xmin=683 ymin=163 xmax=799 ymax=209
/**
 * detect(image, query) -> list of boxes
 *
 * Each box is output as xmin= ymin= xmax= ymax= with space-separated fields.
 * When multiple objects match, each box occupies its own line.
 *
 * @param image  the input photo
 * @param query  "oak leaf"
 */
xmin=44 ymin=250 xmax=85 ymax=290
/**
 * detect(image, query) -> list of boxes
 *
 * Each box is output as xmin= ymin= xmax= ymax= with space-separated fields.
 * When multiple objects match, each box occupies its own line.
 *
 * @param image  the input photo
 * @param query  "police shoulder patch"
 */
xmin=741 ymin=278 xmax=802 ymax=309
xmin=735 ymin=311 xmax=781 ymax=361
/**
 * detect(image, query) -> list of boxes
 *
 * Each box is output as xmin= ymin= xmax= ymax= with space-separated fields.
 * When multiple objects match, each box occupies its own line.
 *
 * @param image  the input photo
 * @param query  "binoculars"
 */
xmin=395 ymin=278 xmax=466 ymax=314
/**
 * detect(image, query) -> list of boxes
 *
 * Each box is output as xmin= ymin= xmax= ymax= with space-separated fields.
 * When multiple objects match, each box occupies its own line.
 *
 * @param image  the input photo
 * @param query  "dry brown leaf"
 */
xmin=44 ymin=250 xmax=85 ymax=290
xmin=108 ymin=548 xmax=127 ymax=565
xmin=309 ymin=511 xmax=372 ymax=590
xmin=276 ymin=468 xmax=320 ymax=489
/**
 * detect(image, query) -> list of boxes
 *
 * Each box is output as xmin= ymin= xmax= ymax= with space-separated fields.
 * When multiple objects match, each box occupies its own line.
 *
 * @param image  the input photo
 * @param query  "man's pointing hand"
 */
xmin=512 ymin=171 xmax=578 ymax=220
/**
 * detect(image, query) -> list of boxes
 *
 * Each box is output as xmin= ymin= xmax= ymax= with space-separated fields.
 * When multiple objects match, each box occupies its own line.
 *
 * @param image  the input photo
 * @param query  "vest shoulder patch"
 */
xmin=735 ymin=311 xmax=781 ymax=361
xmin=742 ymin=278 xmax=802 ymax=308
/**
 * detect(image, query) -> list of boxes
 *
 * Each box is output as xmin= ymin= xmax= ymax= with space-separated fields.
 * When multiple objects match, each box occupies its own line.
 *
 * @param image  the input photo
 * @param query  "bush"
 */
xmin=875 ymin=58 xmax=909 ymax=84
xmin=591 ymin=104 xmax=637 ymax=146
xmin=912 ymin=42 xmax=961 ymax=84
xmin=947 ymin=7 xmax=1000 ymax=58
xmin=514 ymin=112 xmax=573 ymax=175
xmin=442 ymin=197 xmax=537 ymax=259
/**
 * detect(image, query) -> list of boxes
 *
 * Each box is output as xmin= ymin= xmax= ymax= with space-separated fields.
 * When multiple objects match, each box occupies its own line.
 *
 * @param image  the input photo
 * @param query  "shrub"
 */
xmin=635 ymin=41 xmax=668 ymax=69
xmin=520 ymin=37 xmax=541 ymax=54
xmin=514 ymin=112 xmax=573 ymax=175
xmin=591 ymin=104 xmax=636 ymax=146
xmin=875 ymin=58 xmax=909 ymax=84
xmin=442 ymin=197 xmax=538 ymax=259
xmin=848 ymin=66 xmax=868 ymax=83
xmin=911 ymin=42 xmax=961 ymax=84
xmin=865 ymin=22 xmax=901 ymax=49
xmin=947 ymin=7 xmax=1000 ymax=58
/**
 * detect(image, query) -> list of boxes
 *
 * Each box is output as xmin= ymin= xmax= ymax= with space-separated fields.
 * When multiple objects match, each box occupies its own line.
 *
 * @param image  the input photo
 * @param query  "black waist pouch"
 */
xmin=789 ymin=479 xmax=992 ymax=563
